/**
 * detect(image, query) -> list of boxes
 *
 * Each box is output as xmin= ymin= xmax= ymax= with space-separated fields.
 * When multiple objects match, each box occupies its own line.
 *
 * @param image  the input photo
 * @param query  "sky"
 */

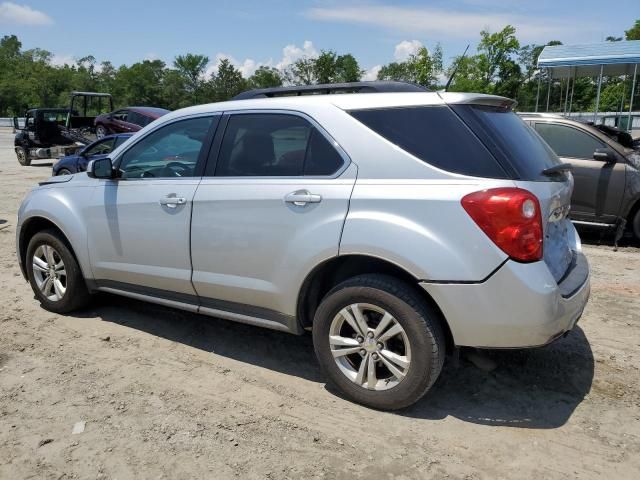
xmin=1 ymin=0 xmax=638 ymax=79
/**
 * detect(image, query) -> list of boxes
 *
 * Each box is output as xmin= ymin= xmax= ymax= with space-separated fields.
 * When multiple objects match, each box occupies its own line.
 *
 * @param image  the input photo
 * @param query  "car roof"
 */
xmin=128 ymin=106 xmax=170 ymax=117
xmin=158 ymin=91 xmax=513 ymax=123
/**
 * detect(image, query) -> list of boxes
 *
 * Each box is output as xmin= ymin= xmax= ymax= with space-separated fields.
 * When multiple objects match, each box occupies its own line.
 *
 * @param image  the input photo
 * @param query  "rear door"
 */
xmin=190 ymin=111 xmax=355 ymax=322
xmin=86 ymin=115 xmax=218 ymax=296
xmin=533 ymin=122 xmax=626 ymax=223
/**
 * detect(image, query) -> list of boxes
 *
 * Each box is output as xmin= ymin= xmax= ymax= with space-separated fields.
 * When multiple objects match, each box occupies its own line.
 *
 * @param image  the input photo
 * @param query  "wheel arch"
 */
xmin=296 ymin=254 xmax=454 ymax=352
xmin=19 ymin=214 xmax=90 ymax=282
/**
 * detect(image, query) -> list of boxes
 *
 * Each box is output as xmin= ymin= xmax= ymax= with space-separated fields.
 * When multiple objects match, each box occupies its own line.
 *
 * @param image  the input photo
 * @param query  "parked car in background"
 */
xmin=520 ymin=113 xmax=640 ymax=240
xmin=94 ymin=107 xmax=169 ymax=138
xmin=17 ymin=83 xmax=590 ymax=410
xmin=52 ymin=133 xmax=133 ymax=175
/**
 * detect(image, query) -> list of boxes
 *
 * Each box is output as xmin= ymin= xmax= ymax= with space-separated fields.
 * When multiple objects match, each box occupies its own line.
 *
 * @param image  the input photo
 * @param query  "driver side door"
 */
xmin=86 ymin=114 xmax=219 ymax=297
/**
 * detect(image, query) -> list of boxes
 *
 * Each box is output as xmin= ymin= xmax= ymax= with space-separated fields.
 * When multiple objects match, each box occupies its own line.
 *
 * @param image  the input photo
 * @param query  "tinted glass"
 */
xmin=119 ymin=117 xmax=214 ymax=179
xmin=350 ymin=106 xmax=507 ymax=178
xmin=85 ymin=138 xmax=115 ymax=156
xmin=305 ymin=129 xmax=344 ymax=175
xmin=452 ymin=105 xmax=563 ymax=181
xmin=113 ymin=136 xmax=130 ymax=148
xmin=534 ymin=123 xmax=606 ymax=159
xmin=127 ymin=112 xmax=146 ymax=127
xmin=216 ymin=114 xmax=343 ymax=177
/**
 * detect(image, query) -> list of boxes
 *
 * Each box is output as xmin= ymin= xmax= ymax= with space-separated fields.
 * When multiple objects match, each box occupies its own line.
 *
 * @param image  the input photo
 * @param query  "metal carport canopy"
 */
xmin=538 ymin=40 xmax=640 ymax=78
xmin=535 ymin=41 xmax=640 ymax=124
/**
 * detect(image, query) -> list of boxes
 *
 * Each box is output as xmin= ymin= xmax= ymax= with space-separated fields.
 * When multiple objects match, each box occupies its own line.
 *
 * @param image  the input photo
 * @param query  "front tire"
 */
xmin=312 ymin=274 xmax=446 ymax=410
xmin=57 ymin=168 xmax=72 ymax=176
xmin=16 ymin=146 xmax=30 ymax=166
xmin=26 ymin=229 xmax=91 ymax=313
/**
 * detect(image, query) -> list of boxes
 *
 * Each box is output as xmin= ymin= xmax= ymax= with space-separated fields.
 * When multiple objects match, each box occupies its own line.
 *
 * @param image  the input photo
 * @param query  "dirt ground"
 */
xmin=1 ymin=127 xmax=639 ymax=480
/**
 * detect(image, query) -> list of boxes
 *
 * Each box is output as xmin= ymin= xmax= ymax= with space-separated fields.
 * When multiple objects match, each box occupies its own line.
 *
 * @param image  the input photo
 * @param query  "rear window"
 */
xmin=350 ymin=106 xmax=507 ymax=178
xmin=452 ymin=105 xmax=564 ymax=181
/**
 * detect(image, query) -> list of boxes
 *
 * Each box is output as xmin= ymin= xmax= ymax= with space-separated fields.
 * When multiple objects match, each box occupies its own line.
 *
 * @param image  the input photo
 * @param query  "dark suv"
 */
xmin=94 ymin=106 xmax=169 ymax=138
xmin=520 ymin=113 xmax=640 ymax=241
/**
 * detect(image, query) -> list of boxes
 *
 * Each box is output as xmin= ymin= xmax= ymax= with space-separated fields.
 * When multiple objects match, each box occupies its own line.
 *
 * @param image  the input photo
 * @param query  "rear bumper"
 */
xmin=420 ymin=252 xmax=590 ymax=348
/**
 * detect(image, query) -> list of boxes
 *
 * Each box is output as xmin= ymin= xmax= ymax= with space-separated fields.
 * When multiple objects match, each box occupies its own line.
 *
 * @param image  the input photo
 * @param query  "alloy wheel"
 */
xmin=329 ymin=303 xmax=411 ymax=391
xmin=32 ymin=244 xmax=67 ymax=302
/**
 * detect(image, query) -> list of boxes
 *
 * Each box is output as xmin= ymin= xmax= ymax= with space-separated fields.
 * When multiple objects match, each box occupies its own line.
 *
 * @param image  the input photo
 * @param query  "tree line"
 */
xmin=1 ymin=19 xmax=639 ymax=116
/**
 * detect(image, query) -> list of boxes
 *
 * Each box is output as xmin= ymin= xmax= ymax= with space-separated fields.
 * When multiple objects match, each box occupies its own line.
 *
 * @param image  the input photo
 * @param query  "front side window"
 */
xmin=535 ymin=123 xmax=606 ymax=159
xmin=215 ymin=113 xmax=344 ymax=177
xmin=128 ymin=112 xmax=145 ymax=127
xmin=85 ymin=138 xmax=115 ymax=156
xmin=112 ymin=110 xmax=128 ymax=122
xmin=118 ymin=116 xmax=214 ymax=179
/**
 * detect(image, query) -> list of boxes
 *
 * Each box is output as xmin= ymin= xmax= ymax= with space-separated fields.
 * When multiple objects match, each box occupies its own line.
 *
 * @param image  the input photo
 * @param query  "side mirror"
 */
xmin=593 ymin=148 xmax=616 ymax=163
xmin=12 ymin=117 xmax=20 ymax=130
xmin=87 ymin=157 xmax=115 ymax=179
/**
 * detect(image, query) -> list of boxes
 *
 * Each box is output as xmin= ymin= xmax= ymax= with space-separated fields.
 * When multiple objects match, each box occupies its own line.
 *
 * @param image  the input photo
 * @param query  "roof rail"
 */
xmin=232 ymin=81 xmax=428 ymax=100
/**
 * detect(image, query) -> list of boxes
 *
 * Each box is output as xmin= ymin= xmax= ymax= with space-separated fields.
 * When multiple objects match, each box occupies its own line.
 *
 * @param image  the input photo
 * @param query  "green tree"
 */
xmin=476 ymin=25 xmax=521 ymax=90
xmin=378 ymin=44 xmax=443 ymax=88
xmin=247 ymin=66 xmax=283 ymax=89
xmin=209 ymin=58 xmax=246 ymax=101
xmin=625 ymin=19 xmax=640 ymax=40
xmin=286 ymin=57 xmax=316 ymax=85
xmin=173 ymin=53 xmax=208 ymax=102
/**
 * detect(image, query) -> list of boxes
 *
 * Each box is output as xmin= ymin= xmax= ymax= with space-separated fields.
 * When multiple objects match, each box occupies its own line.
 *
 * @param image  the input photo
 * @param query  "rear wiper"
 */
xmin=542 ymin=163 xmax=573 ymax=176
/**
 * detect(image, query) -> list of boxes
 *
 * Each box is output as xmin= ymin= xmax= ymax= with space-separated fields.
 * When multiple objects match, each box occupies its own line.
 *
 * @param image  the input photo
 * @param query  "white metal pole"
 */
xmin=558 ymin=78 xmax=563 ymax=113
xmin=628 ymin=64 xmax=637 ymax=133
xmin=546 ymin=69 xmax=552 ymax=112
xmin=569 ymin=67 xmax=575 ymax=114
xmin=594 ymin=65 xmax=603 ymax=124
xmin=564 ymin=72 xmax=570 ymax=114
xmin=535 ymin=72 xmax=541 ymax=112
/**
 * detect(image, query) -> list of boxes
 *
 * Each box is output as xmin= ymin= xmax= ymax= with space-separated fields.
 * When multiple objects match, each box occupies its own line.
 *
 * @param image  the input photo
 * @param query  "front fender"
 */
xmin=18 ymin=183 xmax=95 ymax=280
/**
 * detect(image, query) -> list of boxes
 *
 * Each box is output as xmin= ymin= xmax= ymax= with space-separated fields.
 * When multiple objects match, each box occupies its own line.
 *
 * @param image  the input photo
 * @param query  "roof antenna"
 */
xmin=444 ymin=44 xmax=470 ymax=91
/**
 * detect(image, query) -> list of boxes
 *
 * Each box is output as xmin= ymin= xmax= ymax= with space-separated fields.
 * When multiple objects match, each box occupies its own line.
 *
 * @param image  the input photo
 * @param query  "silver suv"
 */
xmin=16 ymin=83 xmax=590 ymax=410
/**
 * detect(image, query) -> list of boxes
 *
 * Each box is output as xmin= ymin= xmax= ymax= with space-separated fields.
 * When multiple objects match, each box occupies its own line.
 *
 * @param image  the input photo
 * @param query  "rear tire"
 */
xmin=26 ymin=229 xmax=91 ymax=314
xmin=16 ymin=146 xmax=30 ymax=166
xmin=96 ymin=124 xmax=108 ymax=138
xmin=632 ymin=208 xmax=640 ymax=242
xmin=312 ymin=274 xmax=446 ymax=410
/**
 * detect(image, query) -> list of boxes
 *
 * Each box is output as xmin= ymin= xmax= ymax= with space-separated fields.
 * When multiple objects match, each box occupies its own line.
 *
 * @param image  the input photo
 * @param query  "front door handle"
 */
xmin=159 ymin=195 xmax=187 ymax=208
xmin=284 ymin=190 xmax=322 ymax=206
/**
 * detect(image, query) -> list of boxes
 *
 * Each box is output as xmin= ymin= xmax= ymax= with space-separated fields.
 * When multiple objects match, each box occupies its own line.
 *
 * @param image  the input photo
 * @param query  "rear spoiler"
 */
xmin=437 ymin=92 xmax=517 ymax=110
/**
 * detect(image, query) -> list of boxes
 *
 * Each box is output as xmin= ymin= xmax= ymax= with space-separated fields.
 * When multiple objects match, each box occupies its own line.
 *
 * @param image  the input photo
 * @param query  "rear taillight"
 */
xmin=461 ymin=188 xmax=543 ymax=262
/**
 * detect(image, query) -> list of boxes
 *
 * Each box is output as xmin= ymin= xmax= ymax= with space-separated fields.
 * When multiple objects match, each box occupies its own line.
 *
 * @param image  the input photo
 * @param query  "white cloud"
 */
xmin=207 ymin=41 xmax=319 ymax=79
xmin=276 ymin=40 xmax=318 ymax=70
xmin=49 ymin=54 xmax=75 ymax=67
xmin=362 ymin=65 xmax=382 ymax=81
xmin=306 ymin=5 xmax=586 ymax=42
xmin=0 ymin=2 xmax=52 ymax=25
xmin=394 ymin=40 xmax=423 ymax=61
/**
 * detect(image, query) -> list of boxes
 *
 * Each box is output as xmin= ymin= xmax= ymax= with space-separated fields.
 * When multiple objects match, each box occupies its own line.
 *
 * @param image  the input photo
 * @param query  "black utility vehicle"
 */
xmin=13 ymin=92 xmax=113 ymax=166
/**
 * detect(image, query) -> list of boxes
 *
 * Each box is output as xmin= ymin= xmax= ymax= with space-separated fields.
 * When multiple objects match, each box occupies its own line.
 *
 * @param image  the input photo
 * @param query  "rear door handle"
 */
xmin=284 ymin=190 xmax=322 ymax=206
xmin=159 ymin=195 xmax=187 ymax=208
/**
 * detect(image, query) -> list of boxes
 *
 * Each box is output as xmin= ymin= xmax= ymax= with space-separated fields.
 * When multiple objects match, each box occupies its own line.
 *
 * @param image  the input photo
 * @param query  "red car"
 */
xmin=94 ymin=106 xmax=169 ymax=138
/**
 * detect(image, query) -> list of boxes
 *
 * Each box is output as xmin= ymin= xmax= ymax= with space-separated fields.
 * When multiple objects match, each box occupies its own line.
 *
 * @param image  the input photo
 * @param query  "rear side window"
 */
xmin=215 ymin=113 xmax=344 ymax=177
xmin=350 ymin=106 xmax=507 ymax=178
xmin=534 ymin=123 xmax=606 ymax=159
xmin=452 ymin=105 xmax=564 ymax=181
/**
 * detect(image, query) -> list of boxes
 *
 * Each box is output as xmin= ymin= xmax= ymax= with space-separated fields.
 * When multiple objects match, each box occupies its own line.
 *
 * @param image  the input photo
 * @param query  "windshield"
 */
xmin=453 ymin=105 xmax=565 ymax=182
